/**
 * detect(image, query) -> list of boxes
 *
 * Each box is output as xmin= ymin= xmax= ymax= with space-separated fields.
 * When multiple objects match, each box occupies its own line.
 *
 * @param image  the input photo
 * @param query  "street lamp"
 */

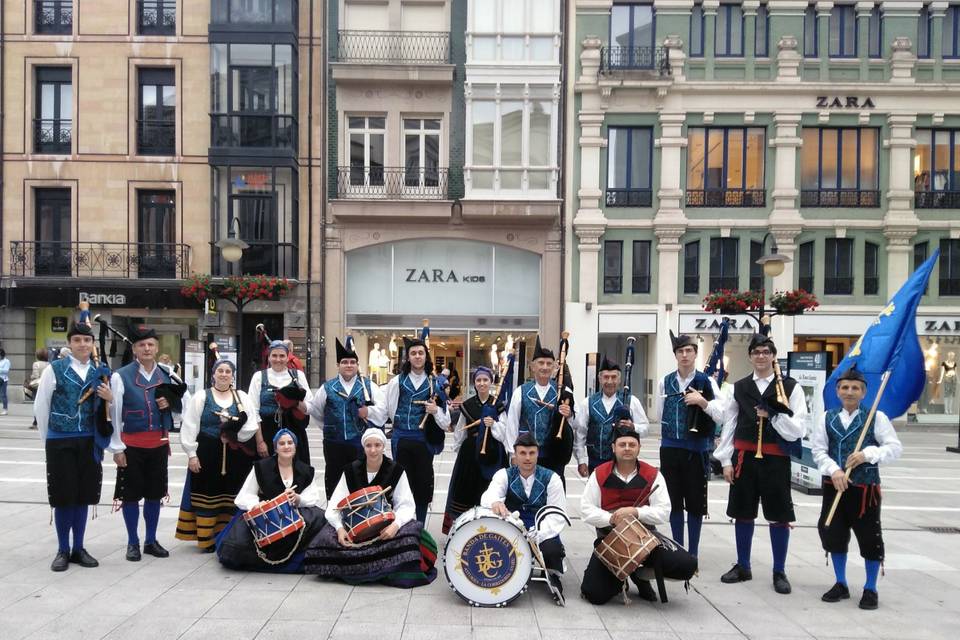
xmin=755 ymin=231 xmax=792 ymax=278
xmin=216 ymin=217 xmax=249 ymax=264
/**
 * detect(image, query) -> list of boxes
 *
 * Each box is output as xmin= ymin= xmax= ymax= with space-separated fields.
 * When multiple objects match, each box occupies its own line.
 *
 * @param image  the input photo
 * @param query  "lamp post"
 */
xmin=215 ymin=216 xmax=249 ymax=386
xmin=755 ymin=231 xmax=792 ymax=279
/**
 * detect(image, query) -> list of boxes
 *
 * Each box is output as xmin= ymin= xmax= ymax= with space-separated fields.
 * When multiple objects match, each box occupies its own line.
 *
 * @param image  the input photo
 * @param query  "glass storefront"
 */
xmin=918 ymin=335 xmax=960 ymax=421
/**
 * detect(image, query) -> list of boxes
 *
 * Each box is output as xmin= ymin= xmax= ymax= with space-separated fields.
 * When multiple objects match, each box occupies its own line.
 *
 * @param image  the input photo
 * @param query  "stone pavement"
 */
xmin=2 ymin=402 xmax=959 ymax=640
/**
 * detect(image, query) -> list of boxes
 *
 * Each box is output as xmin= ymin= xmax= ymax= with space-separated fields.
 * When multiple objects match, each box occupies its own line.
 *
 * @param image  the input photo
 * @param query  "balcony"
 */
xmin=212 ymin=242 xmax=298 ymax=279
xmin=332 ymin=30 xmax=454 ymax=83
xmin=209 ymin=0 xmax=297 ymax=42
xmin=801 ymin=189 xmax=880 ymax=208
xmin=209 ymin=114 xmax=297 ymax=164
xmin=605 ymin=188 xmax=652 ymax=207
xmin=138 ymin=0 xmax=176 ymax=35
xmin=824 ymin=277 xmax=854 ymax=295
xmin=337 ymin=166 xmax=450 ymax=200
xmin=915 ymin=190 xmax=960 ymax=209
xmin=9 ymin=241 xmax=191 ymax=279
xmin=33 ymin=118 xmax=72 ymax=154
xmin=685 ymin=189 xmax=766 ymax=207
xmin=600 ymin=45 xmax=670 ymax=76
xmin=137 ymin=120 xmax=175 ymax=156
xmin=35 ymin=1 xmax=72 ymax=35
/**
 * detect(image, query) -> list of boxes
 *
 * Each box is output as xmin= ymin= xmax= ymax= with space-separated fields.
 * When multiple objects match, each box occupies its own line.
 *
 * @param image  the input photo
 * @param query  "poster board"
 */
xmin=787 ymin=351 xmax=832 ymax=495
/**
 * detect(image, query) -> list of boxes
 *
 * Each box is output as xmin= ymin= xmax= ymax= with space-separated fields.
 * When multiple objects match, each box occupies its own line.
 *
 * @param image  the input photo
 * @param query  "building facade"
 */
xmin=568 ymin=0 xmax=960 ymax=422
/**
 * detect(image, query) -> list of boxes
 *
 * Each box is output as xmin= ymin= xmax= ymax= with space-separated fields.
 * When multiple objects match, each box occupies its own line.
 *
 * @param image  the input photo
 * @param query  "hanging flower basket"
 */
xmin=702 ymin=289 xmax=765 ymax=314
xmin=180 ymin=273 xmax=214 ymax=303
xmin=180 ymin=274 xmax=292 ymax=305
xmin=769 ymin=289 xmax=819 ymax=315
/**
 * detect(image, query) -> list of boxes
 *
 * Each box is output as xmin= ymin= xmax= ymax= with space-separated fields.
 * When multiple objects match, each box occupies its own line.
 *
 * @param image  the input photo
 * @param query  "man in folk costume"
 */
xmin=580 ymin=426 xmax=697 ymax=604
xmin=380 ymin=336 xmax=450 ymax=523
xmin=306 ymin=337 xmax=386 ymax=498
xmin=655 ymin=331 xmax=725 ymax=558
xmin=502 ymin=336 xmax=573 ymax=480
xmin=572 ymin=355 xmax=648 ymax=477
xmin=714 ymin=333 xmax=807 ymax=594
xmin=34 ymin=322 xmax=113 ymax=571
xmin=811 ymin=366 xmax=902 ymax=610
xmin=481 ymin=432 xmax=569 ymax=604
xmin=108 ymin=325 xmax=184 ymax=561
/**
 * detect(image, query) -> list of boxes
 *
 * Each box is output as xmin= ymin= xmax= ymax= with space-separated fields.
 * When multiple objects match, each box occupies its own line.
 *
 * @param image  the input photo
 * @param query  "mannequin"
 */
xmin=368 ymin=342 xmax=382 ymax=383
xmin=940 ymin=352 xmax=957 ymax=414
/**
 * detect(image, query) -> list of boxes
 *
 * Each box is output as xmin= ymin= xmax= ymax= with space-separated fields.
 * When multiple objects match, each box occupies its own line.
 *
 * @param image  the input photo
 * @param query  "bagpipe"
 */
xmin=76 ymin=340 xmax=114 ymax=440
xmin=543 ymin=332 xmax=575 ymax=469
xmin=473 ymin=351 xmax=516 ymax=480
xmin=613 ymin=337 xmax=636 ymax=424
xmin=417 ymin=320 xmax=449 ymax=455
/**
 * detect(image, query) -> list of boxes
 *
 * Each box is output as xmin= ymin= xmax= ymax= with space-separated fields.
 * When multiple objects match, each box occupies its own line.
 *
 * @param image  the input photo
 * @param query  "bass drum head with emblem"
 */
xmin=444 ymin=508 xmax=533 ymax=607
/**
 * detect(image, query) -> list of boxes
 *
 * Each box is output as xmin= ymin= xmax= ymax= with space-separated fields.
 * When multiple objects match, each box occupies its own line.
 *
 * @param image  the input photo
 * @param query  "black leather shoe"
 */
xmin=126 ymin=544 xmax=141 ymax=562
xmin=143 ymin=541 xmax=169 ymax=558
xmin=773 ymin=571 xmax=792 ymax=594
xmin=69 ymin=548 xmax=99 ymax=568
xmin=51 ymin=551 xmax=70 ymax=572
xmin=821 ymin=582 xmax=850 ymax=602
xmin=859 ymin=588 xmax=879 ymax=610
xmin=720 ymin=564 xmax=752 ymax=583
xmin=630 ymin=576 xmax=658 ymax=602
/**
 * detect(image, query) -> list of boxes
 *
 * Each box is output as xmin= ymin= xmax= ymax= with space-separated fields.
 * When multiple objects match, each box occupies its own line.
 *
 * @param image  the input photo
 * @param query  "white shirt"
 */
xmin=179 ymin=388 xmax=259 ymax=459
xmin=325 ymin=465 xmax=416 ymax=531
xmin=380 ymin=372 xmax=451 ymax=430
xmin=713 ymin=372 xmax=808 ymax=467
xmin=247 ymin=367 xmax=314 ymax=419
xmin=501 ymin=381 xmax=562 ymax=451
xmin=305 ymin=374 xmax=387 ymax=428
xmin=480 ymin=467 xmax=568 ymax=544
xmin=451 ymin=395 xmax=506 ymax=450
xmin=654 ymin=370 xmax=725 ymax=425
xmin=572 ymin=393 xmax=649 ymax=464
xmin=234 ymin=464 xmax=326 ymax=511
xmin=810 ymin=408 xmax=902 ymax=478
xmin=580 ymin=465 xmax=672 ymax=529
xmin=34 ymin=356 xmax=93 ymax=440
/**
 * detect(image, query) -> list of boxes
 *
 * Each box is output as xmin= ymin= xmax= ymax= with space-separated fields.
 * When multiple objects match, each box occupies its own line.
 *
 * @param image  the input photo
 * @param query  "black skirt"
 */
xmin=217 ymin=505 xmax=326 ymax=573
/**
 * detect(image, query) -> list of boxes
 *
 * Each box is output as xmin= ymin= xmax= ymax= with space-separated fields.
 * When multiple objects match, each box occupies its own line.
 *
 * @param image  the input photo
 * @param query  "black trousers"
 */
xmin=818 ymin=481 xmax=884 ymax=561
xmin=726 ymin=450 xmax=795 ymax=523
xmin=659 ymin=446 xmax=709 ymax=516
xmin=538 ymin=536 xmax=565 ymax=575
xmin=322 ymin=439 xmax=363 ymax=499
xmin=393 ymin=438 xmax=435 ymax=512
xmin=114 ymin=445 xmax=168 ymax=502
xmin=46 ymin=436 xmax=102 ymax=507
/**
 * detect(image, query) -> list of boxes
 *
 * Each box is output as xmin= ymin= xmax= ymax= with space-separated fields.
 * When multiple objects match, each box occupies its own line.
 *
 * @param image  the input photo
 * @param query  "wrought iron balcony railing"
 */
xmin=35 ymin=1 xmax=72 ymax=35
xmin=137 ymin=119 xmax=175 ymax=155
xmin=337 ymin=30 xmax=451 ymax=63
xmin=337 ymin=166 xmax=450 ymax=199
xmin=685 ymin=189 xmax=766 ymax=207
xmin=9 ymin=241 xmax=191 ymax=279
xmin=138 ymin=0 xmax=176 ymax=35
xmin=600 ymin=45 xmax=670 ymax=75
xmin=34 ymin=118 xmax=72 ymax=154
xmin=210 ymin=114 xmax=296 ymax=150
xmin=915 ymin=190 xmax=960 ymax=209
xmin=824 ymin=277 xmax=854 ymax=295
xmin=800 ymin=189 xmax=880 ymax=208
xmin=605 ymin=188 xmax=653 ymax=207
xmin=211 ymin=0 xmax=297 ymax=27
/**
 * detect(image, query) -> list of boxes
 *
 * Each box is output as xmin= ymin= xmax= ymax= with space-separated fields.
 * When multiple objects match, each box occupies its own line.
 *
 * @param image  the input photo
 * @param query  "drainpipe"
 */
xmin=318 ymin=0 xmax=328 ymax=380
xmin=306 ymin=0 xmax=315 ymax=383
xmin=558 ymin=0 xmax=568 ymax=333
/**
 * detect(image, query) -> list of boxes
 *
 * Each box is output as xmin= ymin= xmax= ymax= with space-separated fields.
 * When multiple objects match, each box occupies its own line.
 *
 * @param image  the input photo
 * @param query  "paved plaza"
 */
xmin=1 ymin=403 xmax=959 ymax=640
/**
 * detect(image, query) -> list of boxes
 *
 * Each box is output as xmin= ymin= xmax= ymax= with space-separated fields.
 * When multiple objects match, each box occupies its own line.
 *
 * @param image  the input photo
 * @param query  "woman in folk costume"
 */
xmin=303 ymin=428 xmax=437 ymax=587
xmin=176 ymin=359 xmax=259 ymax=551
xmin=247 ymin=340 xmax=313 ymax=465
xmin=216 ymin=429 xmax=327 ymax=572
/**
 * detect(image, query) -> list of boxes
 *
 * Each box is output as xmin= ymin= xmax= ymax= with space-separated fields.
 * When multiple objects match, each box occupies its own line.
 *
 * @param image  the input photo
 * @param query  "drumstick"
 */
xmin=221 ymin=442 xmax=227 ymax=476
xmin=533 ymin=399 xmax=556 ymax=409
xmin=344 ymin=486 xmax=393 ymax=518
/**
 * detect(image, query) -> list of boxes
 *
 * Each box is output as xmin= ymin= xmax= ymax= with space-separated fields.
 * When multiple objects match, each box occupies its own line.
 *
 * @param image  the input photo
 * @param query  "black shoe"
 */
xmin=773 ymin=571 xmax=792 ymax=594
xmin=142 ymin=541 xmax=169 ymax=558
xmin=51 ymin=551 xmax=70 ymax=572
xmin=859 ymin=588 xmax=879 ymax=610
xmin=720 ymin=564 xmax=752 ymax=583
xmin=821 ymin=582 xmax=850 ymax=603
xmin=126 ymin=544 xmax=141 ymax=562
xmin=630 ymin=576 xmax=658 ymax=602
xmin=548 ymin=574 xmax=565 ymax=605
xmin=70 ymin=548 xmax=99 ymax=568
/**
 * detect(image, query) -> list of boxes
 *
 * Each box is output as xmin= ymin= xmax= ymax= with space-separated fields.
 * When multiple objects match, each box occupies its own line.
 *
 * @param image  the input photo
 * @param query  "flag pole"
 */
xmin=824 ymin=369 xmax=892 ymax=527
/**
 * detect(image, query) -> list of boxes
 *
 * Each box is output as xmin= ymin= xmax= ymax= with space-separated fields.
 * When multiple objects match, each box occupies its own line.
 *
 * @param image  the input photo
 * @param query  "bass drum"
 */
xmin=444 ymin=507 xmax=533 ymax=607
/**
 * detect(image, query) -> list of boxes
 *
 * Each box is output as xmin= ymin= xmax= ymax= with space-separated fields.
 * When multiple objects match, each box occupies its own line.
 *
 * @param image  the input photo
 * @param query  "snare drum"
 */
xmin=444 ymin=507 xmax=533 ymax=607
xmin=242 ymin=494 xmax=305 ymax=549
xmin=337 ymin=485 xmax=396 ymax=543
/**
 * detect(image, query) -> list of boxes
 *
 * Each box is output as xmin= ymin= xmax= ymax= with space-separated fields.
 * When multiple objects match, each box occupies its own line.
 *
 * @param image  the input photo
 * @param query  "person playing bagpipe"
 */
xmin=107 ymin=325 xmax=186 ymax=562
xmin=247 ymin=339 xmax=314 ymax=465
xmin=33 ymin=322 xmax=113 ymax=571
xmin=306 ymin=337 xmax=387 ymax=499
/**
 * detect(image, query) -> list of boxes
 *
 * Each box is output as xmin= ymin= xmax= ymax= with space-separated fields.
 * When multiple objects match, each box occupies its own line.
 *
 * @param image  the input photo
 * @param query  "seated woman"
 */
xmin=304 ymin=427 xmax=437 ymax=588
xmin=216 ymin=429 xmax=326 ymax=573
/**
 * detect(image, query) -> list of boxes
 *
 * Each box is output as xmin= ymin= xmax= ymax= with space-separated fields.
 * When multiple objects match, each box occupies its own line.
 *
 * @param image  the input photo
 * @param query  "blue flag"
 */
xmin=824 ymin=249 xmax=940 ymax=418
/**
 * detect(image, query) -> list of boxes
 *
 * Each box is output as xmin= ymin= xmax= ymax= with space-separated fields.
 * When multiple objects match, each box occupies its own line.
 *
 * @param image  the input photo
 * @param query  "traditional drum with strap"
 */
xmin=243 ymin=493 xmax=305 ymax=549
xmin=337 ymin=485 xmax=396 ymax=543
xmin=594 ymin=516 xmax=660 ymax=581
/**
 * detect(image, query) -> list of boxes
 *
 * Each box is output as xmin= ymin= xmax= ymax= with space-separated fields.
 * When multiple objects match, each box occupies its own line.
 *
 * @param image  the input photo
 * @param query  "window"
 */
xmin=686 ymin=127 xmax=766 ymax=207
xmin=404 ymin=118 xmax=442 ymax=190
xmin=34 ymin=188 xmax=72 ymax=277
xmin=632 ymin=240 xmax=651 ymax=293
xmin=867 ymin=4 xmax=882 ymax=58
xmin=608 ymin=3 xmax=656 ymax=68
xmin=915 ymin=241 xmax=929 ymax=294
xmin=211 ymin=0 xmax=295 ymax=25
xmin=470 ymin=0 xmax=558 ymax=63
xmin=755 ymin=4 xmax=769 ymax=57
xmin=606 ymin=127 xmax=653 ymax=207
xmin=824 ymin=238 xmax=854 ymax=295
xmin=800 ymin=128 xmax=880 ymax=207
xmin=829 ymin=5 xmax=857 ymax=57
xmin=914 ymin=130 xmax=960 ymax=208
xmin=348 ymin=116 xmax=386 ymax=187
xmin=798 ymin=241 xmax=814 ymax=292
xmin=684 ymin=240 xmax=700 ymax=294
xmin=690 ymin=2 xmax=704 ymax=57
xmin=35 ymin=1 xmax=72 ymax=35
xmin=137 ymin=68 xmax=175 ymax=156
xmin=138 ymin=191 xmax=177 ymax=278
xmin=604 ymin=240 xmax=623 ymax=294
xmin=715 ymin=4 xmax=744 ymax=57
xmin=804 ymin=3 xmax=818 ymax=57
xmin=864 ymin=241 xmax=879 ymax=295
xmin=945 ymin=5 xmax=960 ymax=58
xmin=35 ymin=67 xmax=72 ymax=154
xmin=709 ymin=237 xmax=739 ymax=292
xmin=138 ymin=1 xmax=176 ymax=35
xmin=941 ymin=239 xmax=960 ymax=295
xmin=749 ymin=240 xmax=763 ymax=291
xmin=918 ymin=4 xmax=932 ymax=59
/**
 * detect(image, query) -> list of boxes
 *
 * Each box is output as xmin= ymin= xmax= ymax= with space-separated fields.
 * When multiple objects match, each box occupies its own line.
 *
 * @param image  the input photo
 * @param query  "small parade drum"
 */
xmin=594 ymin=516 xmax=660 ymax=581
xmin=337 ymin=485 xmax=396 ymax=543
xmin=443 ymin=507 xmax=533 ymax=607
xmin=242 ymin=494 xmax=305 ymax=549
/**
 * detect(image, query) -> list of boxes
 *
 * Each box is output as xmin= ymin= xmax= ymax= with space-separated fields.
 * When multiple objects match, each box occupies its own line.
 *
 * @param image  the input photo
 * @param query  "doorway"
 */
xmin=240 ymin=313 xmax=284 ymax=389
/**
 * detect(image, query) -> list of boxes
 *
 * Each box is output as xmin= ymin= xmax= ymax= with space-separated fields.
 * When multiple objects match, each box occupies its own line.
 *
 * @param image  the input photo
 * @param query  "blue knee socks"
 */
xmin=143 ymin=500 xmax=161 ymax=544
xmin=687 ymin=516 xmax=703 ymax=557
xmin=831 ymin=552 xmax=848 ymax=585
xmin=769 ymin=523 xmax=790 ymax=573
xmin=865 ymin=559 xmax=881 ymax=591
xmin=54 ymin=507 xmax=72 ymax=553
xmin=71 ymin=506 xmax=88 ymax=552
xmin=670 ymin=512 xmax=685 ymax=546
xmin=122 ymin=502 xmax=140 ymax=545
xmin=735 ymin=519 xmax=755 ymax=569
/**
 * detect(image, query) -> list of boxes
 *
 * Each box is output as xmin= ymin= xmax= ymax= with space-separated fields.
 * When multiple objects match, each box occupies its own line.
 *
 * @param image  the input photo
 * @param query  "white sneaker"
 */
xmin=0 ymin=410 xmax=7 ymax=416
